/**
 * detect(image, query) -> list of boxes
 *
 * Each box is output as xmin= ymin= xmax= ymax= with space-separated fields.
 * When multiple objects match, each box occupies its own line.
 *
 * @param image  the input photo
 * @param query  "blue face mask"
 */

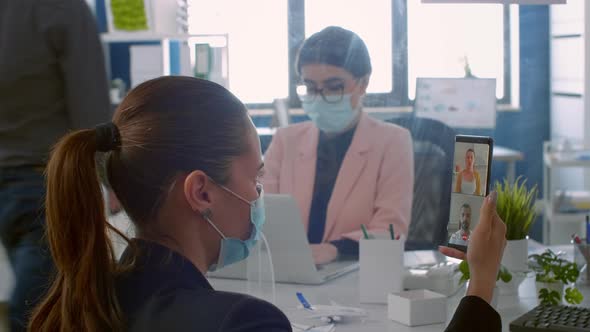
xmin=302 ymin=94 xmax=359 ymax=133
xmin=204 ymin=182 xmax=265 ymax=272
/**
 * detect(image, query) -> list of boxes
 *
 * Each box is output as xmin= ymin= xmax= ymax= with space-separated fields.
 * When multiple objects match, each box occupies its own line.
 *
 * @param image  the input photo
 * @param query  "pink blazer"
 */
xmin=262 ymin=113 xmax=414 ymax=242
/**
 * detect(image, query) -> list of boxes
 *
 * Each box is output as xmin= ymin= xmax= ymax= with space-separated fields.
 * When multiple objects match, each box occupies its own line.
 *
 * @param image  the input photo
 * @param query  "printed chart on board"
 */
xmin=414 ymin=77 xmax=497 ymax=129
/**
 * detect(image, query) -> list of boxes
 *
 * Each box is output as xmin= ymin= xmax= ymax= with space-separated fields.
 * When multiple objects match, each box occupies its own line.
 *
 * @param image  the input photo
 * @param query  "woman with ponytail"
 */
xmin=28 ymin=76 xmax=507 ymax=332
xmin=29 ymin=76 xmax=290 ymax=331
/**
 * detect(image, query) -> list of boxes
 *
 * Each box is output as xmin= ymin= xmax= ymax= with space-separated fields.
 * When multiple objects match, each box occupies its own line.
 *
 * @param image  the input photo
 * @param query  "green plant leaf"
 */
xmin=499 ymin=266 xmax=513 ymax=283
xmin=539 ymin=288 xmax=561 ymax=306
xmin=457 ymin=261 xmax=512 ymax=284
xmin=529 ymin=249 xmax=579 ymax=284
xmin=565 ymin=287 xmax=584 ymax=305
xmin=458 ymin=260 xmax=470 ymax=284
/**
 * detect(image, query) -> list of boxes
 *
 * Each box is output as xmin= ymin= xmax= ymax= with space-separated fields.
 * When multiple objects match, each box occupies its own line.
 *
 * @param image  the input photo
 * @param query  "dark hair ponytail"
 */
xmin=29 ymin=130 xmax=128 ymax=331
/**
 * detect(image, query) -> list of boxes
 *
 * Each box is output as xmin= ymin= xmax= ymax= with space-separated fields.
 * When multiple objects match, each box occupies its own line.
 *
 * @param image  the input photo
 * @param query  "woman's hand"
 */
xmin=455 ymin=165 xmax=461 ymax=173
xmin=439 ymin=192 xmax=506 ymax=304
xmin=311 ymin=243 xmax=338 ymax=265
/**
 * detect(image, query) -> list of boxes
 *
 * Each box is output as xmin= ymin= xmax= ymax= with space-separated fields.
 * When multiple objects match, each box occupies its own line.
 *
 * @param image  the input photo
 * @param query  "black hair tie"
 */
xmin=95 ymin=122 xmax=121 ymax=152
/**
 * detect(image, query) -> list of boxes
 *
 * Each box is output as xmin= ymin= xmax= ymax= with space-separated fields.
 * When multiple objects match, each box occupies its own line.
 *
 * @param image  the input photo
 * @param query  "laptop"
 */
xmin=208 ymin=194 xmax=359 ymax=285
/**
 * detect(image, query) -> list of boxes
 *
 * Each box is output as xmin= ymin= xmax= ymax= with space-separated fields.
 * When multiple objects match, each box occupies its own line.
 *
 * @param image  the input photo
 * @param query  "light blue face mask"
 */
xmin=302 ymin=94 xmax=359 ymax=133
xmin=204 ymin=182 xmax=265 ymax=272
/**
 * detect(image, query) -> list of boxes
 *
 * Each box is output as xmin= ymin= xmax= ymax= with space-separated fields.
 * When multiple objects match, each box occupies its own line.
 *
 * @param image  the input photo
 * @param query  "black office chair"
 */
xmin=387 ymin=116 xmax=456 ymax=250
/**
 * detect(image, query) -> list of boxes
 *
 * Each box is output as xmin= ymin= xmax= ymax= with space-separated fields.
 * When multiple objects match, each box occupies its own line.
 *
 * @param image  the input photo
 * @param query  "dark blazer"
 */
xmin=445 ymin=295 xmax=502 ymax=332
xmin=0 ymin=0 xmax=111 ymax=167
xmin=115 ymin=240 xmax=292 ymax=332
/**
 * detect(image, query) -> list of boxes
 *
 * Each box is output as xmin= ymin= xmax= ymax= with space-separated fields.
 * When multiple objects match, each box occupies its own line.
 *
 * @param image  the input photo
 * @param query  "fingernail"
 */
xmin=489 ymin=191 xmax=498 ymax=204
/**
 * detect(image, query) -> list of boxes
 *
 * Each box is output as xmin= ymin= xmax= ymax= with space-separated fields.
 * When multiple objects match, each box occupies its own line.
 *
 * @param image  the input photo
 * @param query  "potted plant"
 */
xmin=529 ymin=249 xmax=584 ymax=305
xmin=495 ymin=176 xmax=538 ymax=294
xmin=459 ymin=260 xmax=512 ymax=308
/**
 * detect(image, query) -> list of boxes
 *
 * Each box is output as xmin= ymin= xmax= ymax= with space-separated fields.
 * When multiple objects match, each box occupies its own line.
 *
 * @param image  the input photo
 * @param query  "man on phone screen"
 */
xmin=449 ymin=204 xmax=472 ymax=246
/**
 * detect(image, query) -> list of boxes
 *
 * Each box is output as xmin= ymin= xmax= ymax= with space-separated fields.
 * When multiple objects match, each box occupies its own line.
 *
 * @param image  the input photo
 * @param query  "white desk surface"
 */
xmin=209 ymin=243 xmax=589 ymax=332
xmin=209 ymin=272 xmax=589 ymax=332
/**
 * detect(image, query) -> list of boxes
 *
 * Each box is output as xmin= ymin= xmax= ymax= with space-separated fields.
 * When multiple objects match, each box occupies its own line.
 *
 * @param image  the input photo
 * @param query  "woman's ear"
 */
xmin=184 ymin=171 xmax=213 ymax=214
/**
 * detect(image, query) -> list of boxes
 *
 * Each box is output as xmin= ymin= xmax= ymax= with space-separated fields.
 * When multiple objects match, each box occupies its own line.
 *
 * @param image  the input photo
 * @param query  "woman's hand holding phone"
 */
xmin=439 ymin=192 xmax=507 ymax=304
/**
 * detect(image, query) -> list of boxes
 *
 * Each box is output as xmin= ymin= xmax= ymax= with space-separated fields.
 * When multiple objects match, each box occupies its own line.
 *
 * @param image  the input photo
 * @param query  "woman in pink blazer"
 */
xmin=262 ymin=27 xmax=414 ymax=264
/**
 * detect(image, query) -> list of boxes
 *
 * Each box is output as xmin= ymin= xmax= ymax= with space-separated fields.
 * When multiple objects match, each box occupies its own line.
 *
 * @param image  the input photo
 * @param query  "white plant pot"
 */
xmin=497 ymin=274 xmax=527 ymax=295
xmin=535 ymin=281 xmax=565 ymax=304
xmin=497 ymin=239 xmax=529 ymax=294
xmin=502 ymin=239 xmax=529 ymax=272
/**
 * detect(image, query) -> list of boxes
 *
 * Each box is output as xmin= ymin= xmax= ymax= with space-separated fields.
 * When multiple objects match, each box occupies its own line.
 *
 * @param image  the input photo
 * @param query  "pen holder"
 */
xmin=574 ymin=242 xmax=590 ymax=285
xmin=360 ymin=236 xmax=405 ymax=304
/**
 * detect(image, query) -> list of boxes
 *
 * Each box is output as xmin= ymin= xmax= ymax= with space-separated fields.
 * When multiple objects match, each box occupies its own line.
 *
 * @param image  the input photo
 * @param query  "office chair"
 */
xmin=387 ymin=116 xmax=456 ymax=250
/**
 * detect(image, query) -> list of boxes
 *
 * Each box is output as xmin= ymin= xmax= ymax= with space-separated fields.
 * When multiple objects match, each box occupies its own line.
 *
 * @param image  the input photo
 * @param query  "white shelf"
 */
xmin=544 ymin=153 xmax=590 ymax=168
xmin=543 ymin=201 xmax=589 ymax=223
xmin=101 ymin=32 xmax=205 ymax=43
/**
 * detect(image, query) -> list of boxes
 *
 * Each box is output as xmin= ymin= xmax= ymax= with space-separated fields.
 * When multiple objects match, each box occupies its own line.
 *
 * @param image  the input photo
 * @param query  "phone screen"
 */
xmin=447 ymin=135 xmax=493 ymax=252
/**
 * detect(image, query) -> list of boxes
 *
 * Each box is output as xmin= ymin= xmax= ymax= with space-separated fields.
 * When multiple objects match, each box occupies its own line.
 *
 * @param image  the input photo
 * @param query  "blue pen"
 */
xmin=296 ymin=292 xmax=312 ymax=310
xmin=586 ymin=215 xmax=590 ymax=244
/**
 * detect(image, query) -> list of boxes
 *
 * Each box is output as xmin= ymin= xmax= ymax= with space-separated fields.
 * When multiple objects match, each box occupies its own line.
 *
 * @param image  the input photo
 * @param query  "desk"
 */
xmin=209 ymin=274 xmax=558 ymax=331
xmin=209 ymin=244 xmax=589 ymax=332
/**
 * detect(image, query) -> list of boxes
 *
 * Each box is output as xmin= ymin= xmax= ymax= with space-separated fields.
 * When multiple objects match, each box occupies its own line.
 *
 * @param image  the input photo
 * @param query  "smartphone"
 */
xmin=446 ymin=135 xmax=494 ymax=252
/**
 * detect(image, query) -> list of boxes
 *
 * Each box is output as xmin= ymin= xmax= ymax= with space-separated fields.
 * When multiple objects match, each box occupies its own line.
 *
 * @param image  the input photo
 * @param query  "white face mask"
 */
xmin=302 ymin=94 xmax=360 ymax=133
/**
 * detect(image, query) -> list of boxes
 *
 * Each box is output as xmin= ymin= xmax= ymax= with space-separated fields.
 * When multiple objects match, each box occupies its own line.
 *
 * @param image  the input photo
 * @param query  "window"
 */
xmin=188 ymin=0 xmax=289 ymax=104
xmin=407 ymin=1 xmax=519 ymax=103
xmin=188 ymin=0 xmax=519 ymax=107
xmin=305 ymin=0 xmax=393 ymax=94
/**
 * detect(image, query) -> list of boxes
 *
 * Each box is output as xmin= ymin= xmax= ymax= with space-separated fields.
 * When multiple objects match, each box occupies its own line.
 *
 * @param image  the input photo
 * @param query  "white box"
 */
xmin=404 ymin=266 xmax=465 ymax=297
xmin=359 ymin=237 xmax=404 ymax=303
xmin=388 ymin=290 xmax=447 ymax=327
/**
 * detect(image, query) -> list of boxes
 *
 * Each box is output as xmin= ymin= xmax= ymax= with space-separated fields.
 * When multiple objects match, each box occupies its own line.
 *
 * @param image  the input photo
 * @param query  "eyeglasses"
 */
xmin=296 ymin=83 xmax=345 ymax=104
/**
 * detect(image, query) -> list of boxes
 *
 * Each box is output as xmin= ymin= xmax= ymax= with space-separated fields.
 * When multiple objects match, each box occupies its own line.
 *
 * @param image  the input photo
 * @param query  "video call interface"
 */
xmin=447 ymin=141 xmax=490 ymax=248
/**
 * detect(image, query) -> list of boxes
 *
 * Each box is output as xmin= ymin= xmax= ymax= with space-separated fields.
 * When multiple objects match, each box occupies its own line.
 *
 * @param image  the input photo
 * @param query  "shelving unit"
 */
xmin=99 ymin=32 xmax=229 ymax=104
xmin=542 ymin=142 xmax=590 ymax=244
xmin=545 ymin=0 xmax=590 ymax=244
xmin=101 ymin=32 xmax=227 ymax=43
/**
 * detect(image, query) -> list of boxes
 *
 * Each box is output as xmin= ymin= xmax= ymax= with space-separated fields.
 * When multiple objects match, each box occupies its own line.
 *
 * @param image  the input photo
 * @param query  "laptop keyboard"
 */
xmin=316 ymin=261 xmax=359 ymax=280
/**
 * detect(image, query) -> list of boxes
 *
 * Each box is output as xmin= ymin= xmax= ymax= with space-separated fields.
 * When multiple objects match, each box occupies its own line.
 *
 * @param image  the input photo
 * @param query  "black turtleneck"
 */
xmin=308 ymin=125 xmax=359 ymax=258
